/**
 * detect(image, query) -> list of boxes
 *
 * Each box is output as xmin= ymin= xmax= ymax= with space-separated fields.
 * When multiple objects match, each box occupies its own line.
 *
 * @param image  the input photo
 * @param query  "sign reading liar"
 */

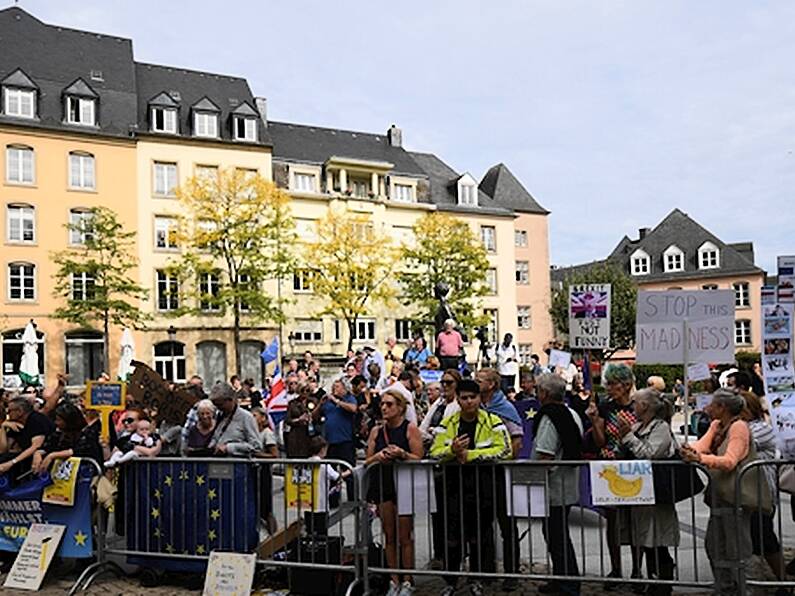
xmin=203 ymin=551 xmax=256 ymax=596
xmin=569 ymin=284 xmax=612 ymax=349
xmin=3 ymin=523 xmax=65 ymax=591
xmin=589 ymin=461 xmax=655 ymax=506
xmin=635 ymin=290 xmax=735 ymax=365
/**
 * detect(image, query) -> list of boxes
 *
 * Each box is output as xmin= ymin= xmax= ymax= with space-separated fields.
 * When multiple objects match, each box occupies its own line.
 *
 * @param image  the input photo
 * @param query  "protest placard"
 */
xmin=85 ymin=382 xmax=126 ymax=441
xmin=569 ymin=284 xmax=611 ymax=349
xmin=589 ymin=461 xmax=655 ymax=506
xmin=686 ymin=362 xmax=711 ymax=382
xmin=548 ymin=349 xmax=572 ymax=370
xmin=778 ymin=256 xmax=795 ymax=303
xmin=284 ymin=464 xmax=321 ymax=511
xmin=127 ymin=361 xmax=198 ymax=425
xmin=3 ymin=524 xmax=65 ymax=590
xmin=635 ymin=290 xmax=735 ymax=364
xmin=203 ymin=551 xmax=256 ymax=596
xmin=42 ymin=457 xmax=81 ymax=506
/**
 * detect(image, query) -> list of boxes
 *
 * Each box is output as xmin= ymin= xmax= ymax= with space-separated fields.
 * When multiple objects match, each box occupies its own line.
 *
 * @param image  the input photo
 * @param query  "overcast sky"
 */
xmin=22 ymin=0 xmax=795 ymax=273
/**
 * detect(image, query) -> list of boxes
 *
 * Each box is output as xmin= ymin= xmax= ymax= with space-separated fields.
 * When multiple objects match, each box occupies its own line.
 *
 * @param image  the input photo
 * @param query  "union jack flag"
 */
xmin=265 ymin=365 xmax=288 ymax=420
xmin=570 ymin=290 xmax=609 ymax=319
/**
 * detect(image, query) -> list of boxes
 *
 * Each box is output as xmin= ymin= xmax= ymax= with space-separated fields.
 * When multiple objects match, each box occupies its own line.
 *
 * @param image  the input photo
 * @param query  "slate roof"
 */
xmin=605 ymin=209 xmax=764 ymax=281
xmin=480 ymin=163 xmax=549 ymax=214
xmin=269 ymin=121 xmax=426 ymax=176
xmin=0 ymin=7 xmax=138 ymax=137
xmin=134 ymin=62 xmax=271 ymax=145
xmin=408 ymin=151 xmax=514 ymax=216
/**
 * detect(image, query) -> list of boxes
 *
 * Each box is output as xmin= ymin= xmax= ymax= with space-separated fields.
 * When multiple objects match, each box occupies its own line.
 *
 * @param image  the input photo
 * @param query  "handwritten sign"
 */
xmin=85 ymin=382 xmax=126 ymax=443
xmin=589 ymin=460 xmax=655 ymax=506
xmin=635 ymin=290 xmax=735 ymax=365
xmin=569 ymin=284 xmax=611 ymax=349
xmin=687 ymin=362 xmax=712 ymax=382
xmin=203 ymin=551 xmax=256 ymax=596
xmin=548 ymin=349 xmax=572 ymax=370
xmin=128 ymin=361 xmax=199 ymax=425
xmin=42 ymin=458 xmax=81 ymax=506
xmin=3 ymin=523 xmax=65 ymax=590
xmin=284 ymin=464 xmax=320 ymax=511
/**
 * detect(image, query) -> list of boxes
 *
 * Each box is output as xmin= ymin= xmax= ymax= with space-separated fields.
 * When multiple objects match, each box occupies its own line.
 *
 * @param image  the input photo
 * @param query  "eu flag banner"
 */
xmin=126 ymin=460 xmax=258 ymax=572
xmin=0 ymin=464 xmax=94 ymax=558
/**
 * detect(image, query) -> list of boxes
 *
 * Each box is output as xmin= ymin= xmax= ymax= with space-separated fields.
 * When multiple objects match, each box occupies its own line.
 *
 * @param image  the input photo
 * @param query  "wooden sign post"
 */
xmin=84 ymin=381 xmax=127 ymax=442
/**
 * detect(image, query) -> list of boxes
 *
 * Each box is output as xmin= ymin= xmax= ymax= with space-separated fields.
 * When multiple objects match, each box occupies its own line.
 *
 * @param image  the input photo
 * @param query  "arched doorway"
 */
xmin=65 ymin=329 xmax=104 ymax=385
xmin=196 ymin=340 xmax=227 ymax=386
xmin=240 ymin=340 xmax=264 ymax=386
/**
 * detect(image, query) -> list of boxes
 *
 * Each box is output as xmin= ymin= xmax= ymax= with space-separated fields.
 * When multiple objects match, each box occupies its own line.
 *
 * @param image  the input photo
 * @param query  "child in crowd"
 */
xmin=304 ymin=435 xmax=348 ymax=535
xmin=105 ymin=418 xmax=161 ymax=468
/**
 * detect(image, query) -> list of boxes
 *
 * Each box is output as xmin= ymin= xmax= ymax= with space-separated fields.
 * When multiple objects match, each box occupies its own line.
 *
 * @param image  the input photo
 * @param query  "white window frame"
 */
xmin=663 ymin=245 xmax=684 ymax=273
xmin=5 ymin=145 xmax=34 ymax=184
xmin=69 ymin=209 xmax=94 ymax=245
xmin=8 ymin=262 xmax=36 ymax=301
xmin=734 ymin=281 xmax=750 ymax=308
xmin=69 ymin=152 xmax=95 ymax=190
xmin=481 ymin=226 xmax=496 ymax=252
xmin=6 ymin=204 xmax=35 ymax=243
xmin=194 ymin=111 xmax=218 ymax=138
xmin=392 ymin=183 xmax=414 ymax=203
xmin=199 ymin=272 xmax=221 ymax=312
xmin=515 ymin=261 xmax=529 ymax=284
xmin=518 ymin=344 xmax=533 ymax=365
xmin=698 ymin=241 xmax=720 ymax=270
xmin=735 ymin=319 xmax=751 ymax=345
xmin=71 ymin=271 xmax=95 ymax=301
xmin=630 ymin=248 xmax=650 ymax=276
xmin=485 ymin=268 xmax=497 ymax=295
xmin=293 ymin=270 xmax=313 ymax=293
xmin=151 ymin=107 xmax=177 ymax=134
xmin=514 ymin=230 xmax=528 ymax=247
xmin=395 ymin=319 xmax=413 ymax=342
xmin=3 ymin=87 xmax=35 ymax=119
xmin=234 ymin=116 xmax=257 ymax=142
xmin=66 ymin=96 xmax=96 ymax=126
xmin=292 ymin=172 xmax=317 ymax=193
xmin=518 ymin=305 xmax=532 ymax=329
xmin=351 ymin=318 xmax=376 ymax=342
xmin=153 ymin=162 xmax=178 ymax=197
xmin=459 ymin=184 xmax=477 ymax=206
xmin=154 ymin=216 xmax=179 ymax=250
xmin=333 ymin=320 xmax=342 ymax=343
xmin=292 ymin=319 xmax=323 ymax=343
xmin=156 ymin=270 xmax=179 ymax=311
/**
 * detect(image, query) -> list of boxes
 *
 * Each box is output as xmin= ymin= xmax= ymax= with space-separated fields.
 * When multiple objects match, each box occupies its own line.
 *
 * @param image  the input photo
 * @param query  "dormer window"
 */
xmin=698 ymin=241 xmax=720 ymax=270
xmin=194 ymin=112 xmax=218 ymax=138
xmin=663 ymin=245 xmax=684 ymax=272
xmin=631 ymin=248 xmax=650 ymax=275
xmin=152 ymin=107 xmax=177 ymax=134
xmin=2 ymin=69 xmax=38 ymax=119
xmin=66 ymin=96 xmax=95 ymax=126
xmin=456 ymin=173 xmax=479 ymax=207
xmin=234 ymin=117 xmax=257 ymax=142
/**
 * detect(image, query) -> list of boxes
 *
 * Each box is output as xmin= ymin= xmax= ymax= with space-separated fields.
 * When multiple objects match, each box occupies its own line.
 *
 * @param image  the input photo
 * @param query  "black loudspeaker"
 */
xmin=287 ymin=536 xmax=344 ymax=595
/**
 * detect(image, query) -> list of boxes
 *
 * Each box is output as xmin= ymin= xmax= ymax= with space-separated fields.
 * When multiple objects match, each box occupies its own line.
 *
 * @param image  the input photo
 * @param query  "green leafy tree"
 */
xmin=398 ymin=212 xmax=490 ymax=332
xmin=307 ymin=211 xmax=396 ymax=352
xmin=172 ymin=168 xmax=296 ymax=375
xmin=52 ymin=207 xmax=151 ymax=374
xmin=550 ymin=262 xmax=637 ymax=359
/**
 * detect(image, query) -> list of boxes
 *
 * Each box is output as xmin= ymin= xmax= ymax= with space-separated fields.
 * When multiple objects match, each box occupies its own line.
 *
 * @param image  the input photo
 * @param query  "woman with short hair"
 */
xmin=183 ymin=399 xmax=217 ymax=456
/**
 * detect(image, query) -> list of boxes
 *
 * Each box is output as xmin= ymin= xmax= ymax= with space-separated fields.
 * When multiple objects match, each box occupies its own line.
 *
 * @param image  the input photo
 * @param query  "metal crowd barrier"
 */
xmin=359 ymin=459 xmax=714 ymax=594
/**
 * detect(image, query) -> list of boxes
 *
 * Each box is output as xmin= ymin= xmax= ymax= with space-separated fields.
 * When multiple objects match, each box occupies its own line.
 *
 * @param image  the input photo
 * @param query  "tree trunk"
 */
xmin=234 ymin=305 xmax=242 ymax=377
xmin=346 ymin=316 xmax=356 ymax=354
xmin=103 ymin=309 xmax=110 ymax=376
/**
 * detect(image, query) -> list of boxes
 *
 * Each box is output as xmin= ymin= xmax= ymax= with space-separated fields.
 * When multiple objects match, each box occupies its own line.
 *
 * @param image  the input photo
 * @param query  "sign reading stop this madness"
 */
xmin=635 ymin=290 xmax=735 ymax=365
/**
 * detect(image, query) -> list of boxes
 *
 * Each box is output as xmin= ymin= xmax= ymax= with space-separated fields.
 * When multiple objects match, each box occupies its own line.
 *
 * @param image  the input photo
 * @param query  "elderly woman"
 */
xmin=617 ymin=389 xmax=678 ymax=596
xmin=182 ymin=399 xmax=217 ymax=456
xmin=680 ymin=389 xmax=761 ymax=595
xmin=366 ymin=389 xmax=423 ymax=596
xmin=586 ymin=363 xmax=641 ymax=585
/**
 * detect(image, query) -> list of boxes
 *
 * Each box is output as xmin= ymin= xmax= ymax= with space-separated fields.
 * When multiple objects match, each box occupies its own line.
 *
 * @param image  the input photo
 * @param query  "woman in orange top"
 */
xmin=680 ymin=388 xmax=752 ymax=596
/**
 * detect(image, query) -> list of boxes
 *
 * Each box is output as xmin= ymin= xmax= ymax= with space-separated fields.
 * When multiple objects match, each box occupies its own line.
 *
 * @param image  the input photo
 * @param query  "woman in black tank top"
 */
xmin=365 ymin=389 xmax=423 ymax=595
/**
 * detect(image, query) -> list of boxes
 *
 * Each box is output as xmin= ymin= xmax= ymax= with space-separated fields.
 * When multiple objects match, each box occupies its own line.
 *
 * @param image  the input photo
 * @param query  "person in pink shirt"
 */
xmin=435 ymin=319 xmax=463 ymax=371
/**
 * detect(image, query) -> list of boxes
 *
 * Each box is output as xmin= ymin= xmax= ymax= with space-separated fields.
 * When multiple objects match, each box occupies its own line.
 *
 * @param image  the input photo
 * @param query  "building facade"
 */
xmin=0 ymin=7 xmax=553 ymax=387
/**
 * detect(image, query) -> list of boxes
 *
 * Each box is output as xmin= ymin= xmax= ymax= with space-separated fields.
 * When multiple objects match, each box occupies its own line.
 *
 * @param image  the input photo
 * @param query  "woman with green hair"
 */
xmin=586 ymin=362 xmax=642 ymax=588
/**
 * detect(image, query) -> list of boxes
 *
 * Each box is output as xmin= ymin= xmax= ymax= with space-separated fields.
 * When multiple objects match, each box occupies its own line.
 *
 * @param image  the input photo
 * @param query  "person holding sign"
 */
xmin=616 ymin=389 xmax=678 ymax=596
xmin=585 ymin=363 xmax=642 ymax=588
xmin=32 ymin=402 xmax=103 ymax=473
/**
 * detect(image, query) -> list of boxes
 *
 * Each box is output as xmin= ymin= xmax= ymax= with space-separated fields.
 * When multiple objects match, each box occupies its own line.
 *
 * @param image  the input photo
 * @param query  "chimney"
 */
xmin=639 ymin=227 xmax=650 ymax=240
xmin=387 ymin=124 xmax=402 ymax=147
xmin=255 ymin=96 xmax=268 ymax=128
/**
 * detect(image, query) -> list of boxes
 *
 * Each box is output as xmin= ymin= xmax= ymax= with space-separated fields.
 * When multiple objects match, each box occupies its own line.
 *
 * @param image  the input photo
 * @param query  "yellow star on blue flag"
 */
xmin=526 ymin=408 xmax=537 ymax=420
xmin=73 ymin=530 xmax=88 ymax=547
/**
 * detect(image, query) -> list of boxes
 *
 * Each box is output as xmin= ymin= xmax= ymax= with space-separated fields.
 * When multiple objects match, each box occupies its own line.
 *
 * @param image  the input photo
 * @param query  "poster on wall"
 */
xmin=568 ymin=284 xmax=612 ymax=349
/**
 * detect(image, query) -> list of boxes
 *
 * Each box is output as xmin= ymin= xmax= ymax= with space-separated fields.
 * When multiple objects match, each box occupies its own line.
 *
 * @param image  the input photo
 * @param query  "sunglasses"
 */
xmin=122 ymin=417 xmax=136 ymax=424
xmin=441 ymin=380 xmax=455 ymax=386
xmin=381 ymin=401 xmax=397 ymax=408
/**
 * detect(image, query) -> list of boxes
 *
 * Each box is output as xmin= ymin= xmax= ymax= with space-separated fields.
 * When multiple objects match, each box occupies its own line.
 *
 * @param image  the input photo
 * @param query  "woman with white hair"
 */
xmin=183 ymin=399 xmax=217 ymax=456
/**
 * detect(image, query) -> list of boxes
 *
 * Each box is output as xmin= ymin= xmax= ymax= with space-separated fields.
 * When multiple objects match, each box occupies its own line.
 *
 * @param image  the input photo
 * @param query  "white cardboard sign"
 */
xmin=635 ymin=290 xmax=735 ymax=365
xmin=203 ymin=551 xmax=256 ymax=596
xmin=548 ymin=349 xmax=572 ymax=370
xmin=687 ymin=362 xmax=711 ymax=382
xmin=589 ymin=461 xmax=655 ymax=506
xmin=3 ymin=523 xmax=65 ymax=591
xmin=568 ymin=284 xmax=612 ymax=349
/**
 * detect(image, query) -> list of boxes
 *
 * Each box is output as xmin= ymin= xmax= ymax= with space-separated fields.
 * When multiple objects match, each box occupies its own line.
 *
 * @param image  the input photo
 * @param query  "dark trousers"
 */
xmin=439 ymin=356 xmax=460 ymax=372
xmin=443 ymin=486 xmax=495 ymax=586
xmin=542 ymin=505 xmax=580 ymax=596
xmin=495 ymin=467 xmax=520 ymax=574
xmin=644 ymin=547 xmax=674 ymax=596
xmin=326 ymin=441 xmax=355 ymax=500
xmin=500 ymin=375 xmax=515 ymax=393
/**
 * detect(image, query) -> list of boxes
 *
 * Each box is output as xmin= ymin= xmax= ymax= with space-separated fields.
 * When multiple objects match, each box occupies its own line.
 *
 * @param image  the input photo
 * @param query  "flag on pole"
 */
xmin=260 ymin=337 xmax=279 ymax=364
xmin=265 ymin=366 xmax=288 ymax=425
xmin=582 ymin=352 xmax=592 ymax=391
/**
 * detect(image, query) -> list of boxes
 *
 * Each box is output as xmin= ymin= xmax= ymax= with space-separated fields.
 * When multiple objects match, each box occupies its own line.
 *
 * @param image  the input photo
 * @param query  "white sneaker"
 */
xmin=398 ymin=581 xmax=415 ymax=596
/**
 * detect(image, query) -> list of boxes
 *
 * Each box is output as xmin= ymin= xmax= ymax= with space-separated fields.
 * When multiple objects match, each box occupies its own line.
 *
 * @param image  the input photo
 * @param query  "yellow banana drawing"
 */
xmin=599 ymin=465 xmax=643 ymax=497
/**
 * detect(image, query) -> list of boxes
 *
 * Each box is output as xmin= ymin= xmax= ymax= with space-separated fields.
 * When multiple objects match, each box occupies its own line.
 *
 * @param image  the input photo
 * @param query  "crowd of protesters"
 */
xmin=0 ymin=334 xmax=790 ymax=596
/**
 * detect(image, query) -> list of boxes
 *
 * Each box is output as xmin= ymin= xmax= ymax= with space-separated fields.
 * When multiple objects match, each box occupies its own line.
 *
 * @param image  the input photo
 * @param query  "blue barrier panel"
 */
xmin=0 ymin=464 xmax=95 ymax=558
xmin=125 ymin=459 xmax=258 ymax=572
